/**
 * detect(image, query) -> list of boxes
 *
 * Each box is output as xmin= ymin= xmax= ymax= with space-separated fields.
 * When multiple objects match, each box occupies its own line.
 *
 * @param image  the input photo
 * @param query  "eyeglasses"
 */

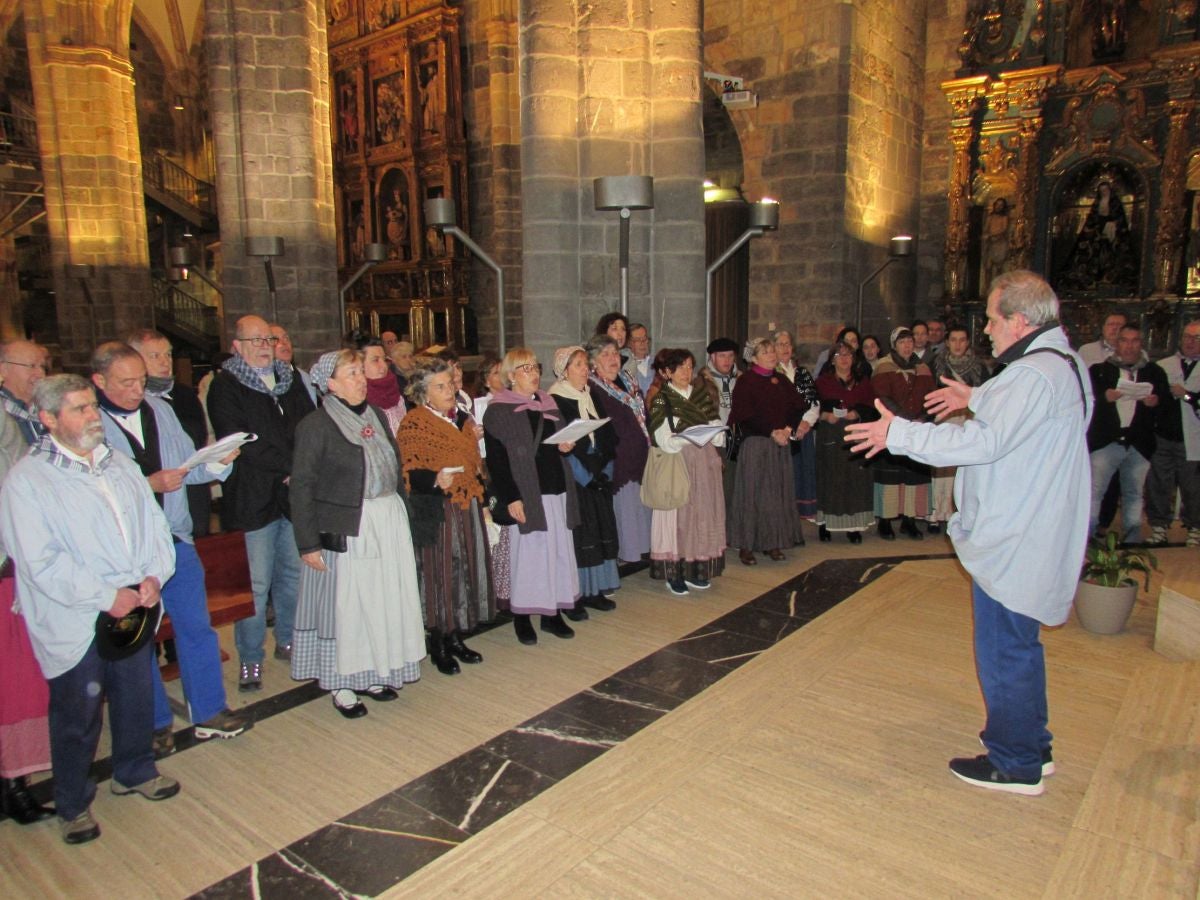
xmin=2 ymin=360 xmax=46 ymax=371
xmin=515 ymin=363 xmax=541 ymax=374
xmin=237 ymin=336 xmax=279 ymax=347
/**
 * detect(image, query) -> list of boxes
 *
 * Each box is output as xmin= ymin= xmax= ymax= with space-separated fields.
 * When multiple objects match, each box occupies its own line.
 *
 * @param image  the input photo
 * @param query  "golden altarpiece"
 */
xmin=942 ymin=0 xmax=1200 ymax=352
xmin=328 ymin=0 xmax=471 ymax=349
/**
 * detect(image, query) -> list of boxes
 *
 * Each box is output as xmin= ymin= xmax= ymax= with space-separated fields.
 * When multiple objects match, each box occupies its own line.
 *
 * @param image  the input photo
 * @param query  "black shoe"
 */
xmin=977 ymin=734 xmax=1055 ymax=777
xmin=514 ymin=614 xmax=538 ymax=645
xmin=357 ymin=686 xmax=399 ymax=701
xmin=564 ymin=598 xmax=590 ymax=621
xmin=427 ymin=631 xmax=460 ymax=675
xmin=1 ymin=776 xmax=54 ymax=825
xmin=581 ymin=594 xmax=616 ymax=611
xmin=331 ymin=691 xmax=367 ymax=719
xmin=948 ymin=754 xmax=1043 ymax=796
xmin=878 ymin=518 xmax=895 ymax=540
xmin=446 ymin=632 xmax=483 ymax=664
xmin=927 ymin=522 xmax=942 ymax=535
xmin=899 ymin=517 xmax=923 ymax=540
xmin=847 ymin=530 xmax=862 ymax=544
xmin=540 ymin=612 xmax=575 ymax=639
xmin=667 ymin=578 xmax=689 ymax=596
xmin=818 ymin=524 xmax=831 ymax=542
xmin=794 ymin=534 xmax=806 ymax=547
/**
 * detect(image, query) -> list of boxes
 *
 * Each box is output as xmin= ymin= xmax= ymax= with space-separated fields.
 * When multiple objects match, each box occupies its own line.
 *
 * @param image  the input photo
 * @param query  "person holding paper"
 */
xmin=396 ymin=360 xmax=494 ymax=675
xmin=814 ymin=340 xmax=877 ymax=544
xmin=289 ymin=350 xmax=425 ymax=719
xmin=646 ymin=348 xmax=727 ymax=594
xmin=482 ymin=348 xmax=580 ymax=645
xmin=549 ymin=345 xmax=621 ymax=618
xmin=91 ymin=342 xmax=250 ymax=755
xmin=1086 ymin=322 xmax=1169 ymax=543
xmin=728 ymin=337 xmax=808 ymax=565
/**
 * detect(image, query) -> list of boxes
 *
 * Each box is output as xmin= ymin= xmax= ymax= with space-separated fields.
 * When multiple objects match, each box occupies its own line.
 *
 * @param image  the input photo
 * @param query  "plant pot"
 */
xmin=1074 ymin=580 xmax=1138 ymax=634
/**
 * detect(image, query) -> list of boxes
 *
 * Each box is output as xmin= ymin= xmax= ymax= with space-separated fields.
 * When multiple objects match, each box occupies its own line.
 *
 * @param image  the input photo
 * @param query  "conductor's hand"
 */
xmin=924 ymin=378 xmax=974 ymax=422
xmin=844 ymin=400 xmax=895 ymax=459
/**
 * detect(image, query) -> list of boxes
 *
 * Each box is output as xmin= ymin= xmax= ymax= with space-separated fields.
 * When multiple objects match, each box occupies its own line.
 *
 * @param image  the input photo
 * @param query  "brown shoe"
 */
xmin=61 ymin=809 xmax=100 ymax=845
xmin=766 ymin=549 xmax=786 ymax=561
xmin=152 ymin=727 xmax=176 ymax=760
xmin=111 ymin=775 xmax=181 ymax=801
xmin=739 ymin=549 xmax=757 ymax=566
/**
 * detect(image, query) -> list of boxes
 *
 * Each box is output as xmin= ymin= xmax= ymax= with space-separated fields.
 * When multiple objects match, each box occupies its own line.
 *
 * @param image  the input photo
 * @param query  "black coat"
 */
xmin=1087 ymin=360 xmax=1170 ymax=461
xmin=206 ymin=370 xmax=315 ymax=531
xmin=288 ymin=403 xmax=408 ymax=555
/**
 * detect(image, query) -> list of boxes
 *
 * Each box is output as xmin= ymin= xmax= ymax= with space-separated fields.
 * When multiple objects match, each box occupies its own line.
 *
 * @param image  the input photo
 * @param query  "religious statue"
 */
xmin=982 ymin=197 xmax=1012 ymax=292
xmin=1058 ymin=181 xmax=1138 ymax=293
xmin=1090 ymin=0 xmax=1128 ymax=60
xmin=373 ymin=73 xmax=406 ymax=147
xmin=419 ymin=61 xmax=441 ymax=135
xmin=384 ymin=188 xmax=409 ymax=260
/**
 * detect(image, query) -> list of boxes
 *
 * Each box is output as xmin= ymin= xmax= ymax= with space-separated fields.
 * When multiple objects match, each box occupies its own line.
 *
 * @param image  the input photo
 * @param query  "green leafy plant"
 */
xmin=1080 ymin=532 xmax=1157 ymax=589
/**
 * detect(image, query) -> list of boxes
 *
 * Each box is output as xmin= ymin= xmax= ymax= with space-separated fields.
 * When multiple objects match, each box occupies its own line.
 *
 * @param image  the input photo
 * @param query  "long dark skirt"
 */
xmin=573 ymin=481 xmax=621 ymax=596
xmin=791 ymin=429 xmax=818 ymax=519
xmin=815 ymin=420 xmax=875 ymax=531
xmin=415 ymin=497 xmax=496 ymax=634
xmin=727 ymin=435 xmax=805 ymax=551
xmin=873 ymin=450 xmax=932 ymax=519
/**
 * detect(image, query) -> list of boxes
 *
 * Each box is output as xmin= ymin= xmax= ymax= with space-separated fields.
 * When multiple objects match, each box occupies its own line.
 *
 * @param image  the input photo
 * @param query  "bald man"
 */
xmin=205 ymin=316 xmax=314 ymax=691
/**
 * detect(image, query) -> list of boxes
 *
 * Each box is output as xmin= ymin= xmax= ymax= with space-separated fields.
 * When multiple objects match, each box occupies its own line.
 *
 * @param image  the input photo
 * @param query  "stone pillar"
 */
xmin=205 ymin=0 xmax=340 ymax=362
xmin=519 ymin=0 xmax=705 ymax=366
xmin=23 ymin=0 xmax=154 ymax=368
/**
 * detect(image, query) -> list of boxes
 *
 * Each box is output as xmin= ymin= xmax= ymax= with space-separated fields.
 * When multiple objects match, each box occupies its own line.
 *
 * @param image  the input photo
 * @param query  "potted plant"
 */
xmin=1073 ymin=533 xmax=1157 ymax=634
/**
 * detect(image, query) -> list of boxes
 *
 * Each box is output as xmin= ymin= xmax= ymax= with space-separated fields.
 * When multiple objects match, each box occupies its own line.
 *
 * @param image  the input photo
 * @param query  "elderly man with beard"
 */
xmin=0 ymin=375 xmax=178 ymax=844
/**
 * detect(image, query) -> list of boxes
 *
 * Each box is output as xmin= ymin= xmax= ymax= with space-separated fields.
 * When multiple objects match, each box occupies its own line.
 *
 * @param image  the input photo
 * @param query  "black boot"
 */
xmin=818 ymin=524 xmax=831 ymax=542
xmin=847 ymin=530 xmax=862 ymax=544
xmin=878 ymin=517 xmax=895 ymax=540
xmin=1 ymin=776 xmax=54 ymax=825
xmin=513 ymin=614 xmax=537 ymax=645
xmin=563 ymin=597 xmax=589 ymax=621
xmin=427 ymin=631 xmax=460 ymax=675
xmin=900 ymin=516 xmax=923 ymax=540
xmin=540 ymin=612 xmax=575 ymax=639
xmin=581 ymin=593 xmax=616 ymax=611
xmin=446 ymin=631 xmax=483 ymax=664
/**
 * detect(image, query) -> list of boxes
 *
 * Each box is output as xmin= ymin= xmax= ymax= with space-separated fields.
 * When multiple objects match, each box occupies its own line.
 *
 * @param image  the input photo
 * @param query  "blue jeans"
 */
xmin=48 ymin=641 xmax=159 ymax=821
xmin=1089 ymin=442 xmax=1151 ymax=543
xmin=973 ymin=582 xmax=1051 ymax=781
xmin=235 ymin=518 xmax=300 ymax=664
xmin=151 ymin=541 xmax=228 ymax=729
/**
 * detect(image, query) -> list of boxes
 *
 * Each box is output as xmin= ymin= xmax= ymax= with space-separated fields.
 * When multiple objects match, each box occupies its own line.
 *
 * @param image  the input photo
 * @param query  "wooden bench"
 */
xmin=157 ymin=531 xmax=256 ymax=681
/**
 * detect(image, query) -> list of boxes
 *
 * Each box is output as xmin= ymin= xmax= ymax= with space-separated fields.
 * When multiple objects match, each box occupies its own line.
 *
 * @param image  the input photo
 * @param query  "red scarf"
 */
xmin=366 ymin=373 xmax=401 ymax=409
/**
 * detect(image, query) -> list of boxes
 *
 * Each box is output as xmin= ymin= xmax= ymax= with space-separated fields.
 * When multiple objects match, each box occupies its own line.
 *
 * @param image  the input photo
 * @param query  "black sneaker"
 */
xmin=978 ymin=735 xmax=1055 ymax=776
xmin=667 ymin=578 xmax=689 ymax=596
xmin=684 ymin=577 xmax=711 ymax=590
xmin=948 ymin=754 xmax=1043 ymax=796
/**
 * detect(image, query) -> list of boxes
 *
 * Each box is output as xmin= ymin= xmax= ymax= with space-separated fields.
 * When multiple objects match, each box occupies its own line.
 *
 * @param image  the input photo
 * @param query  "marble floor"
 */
xmin=1 ymin=528 xmax=1196 ymax=898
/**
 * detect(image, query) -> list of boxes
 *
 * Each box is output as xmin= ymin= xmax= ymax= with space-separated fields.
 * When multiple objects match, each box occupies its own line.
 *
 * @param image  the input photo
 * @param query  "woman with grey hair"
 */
xmin=289 ymin=350 xmax=425 ymax=718
xmin=396 ymin=360 xmax=494 ymax=674
xmin=728 ymin=336 xmax=808 ymax=564
xmin=587 ymin=334 xmax=652 ymax=564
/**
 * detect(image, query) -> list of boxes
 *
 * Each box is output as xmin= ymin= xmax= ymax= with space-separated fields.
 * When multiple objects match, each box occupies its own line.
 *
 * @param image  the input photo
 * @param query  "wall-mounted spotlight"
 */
xmin=425 ymin=198 xmax=508 ymax=353
xmin=338 ymin=243 xmax=388 ymax=338
xmin=594 ymin=175 xmax=654 ymax=317
xmin=704 ymin=199 xmax=779 ymax=344
xmin=244 ymin=236 xmax=284 ymax=321
xmin=169 ymin=246 xmax=221 ymax=295
xmin=856 ymin=235 xmax=913 ymax=331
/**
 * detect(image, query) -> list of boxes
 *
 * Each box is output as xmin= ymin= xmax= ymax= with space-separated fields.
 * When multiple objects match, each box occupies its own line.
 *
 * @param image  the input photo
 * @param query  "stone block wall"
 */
xmin=205 ymin=0 xmax=340 ymax=366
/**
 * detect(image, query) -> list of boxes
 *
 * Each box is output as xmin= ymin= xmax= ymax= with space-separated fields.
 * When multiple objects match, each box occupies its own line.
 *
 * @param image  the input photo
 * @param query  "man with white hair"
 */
xmin=847 ymin=270 xmax=1092 ymax=796
xmin=0 ymin=339 xmax=49 ymax=443
xmin=0 ymin=375 xmax=179 ymax=844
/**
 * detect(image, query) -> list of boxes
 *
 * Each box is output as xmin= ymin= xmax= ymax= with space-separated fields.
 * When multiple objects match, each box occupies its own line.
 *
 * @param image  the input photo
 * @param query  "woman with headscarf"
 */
xmin=587 ymin=334 xmax=652 ymax=564
xmin=363 ymin=340 xmax=406 ymax=433
xmin=871 ymin=326 xmax=935 ymax=539
xmin=289 ymin=350 xmax=426 ymax=719
xmin=482 ymin=348 xmax=581 ymax=645
xmin=646 ymin=348 xmax=727 ymax=594
xmin=548 ymin=345 xmax=621 ymax=617
xmin=773 ymin=330 xmax=820 ymax=522
xmin=728 ymin=337 xmax=808 ymax=564
xmin=396 ymin=360 xmax=493 ymax=675
xmin=814 ymin=340 xmax=877 ymax=543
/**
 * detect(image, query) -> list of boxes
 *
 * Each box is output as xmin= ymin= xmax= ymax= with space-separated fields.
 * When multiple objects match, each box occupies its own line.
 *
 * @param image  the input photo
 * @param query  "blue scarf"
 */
xmin=221 ymin=354 xmax=294 ymax=397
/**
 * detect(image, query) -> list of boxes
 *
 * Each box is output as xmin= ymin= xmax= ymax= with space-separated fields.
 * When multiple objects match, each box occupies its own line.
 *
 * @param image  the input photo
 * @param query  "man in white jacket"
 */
xmin=847 ymin=270 xmax=1092 ymax=796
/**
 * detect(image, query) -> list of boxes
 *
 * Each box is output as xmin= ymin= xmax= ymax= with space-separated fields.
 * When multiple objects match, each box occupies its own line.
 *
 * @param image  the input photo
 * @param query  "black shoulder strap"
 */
xmin=1021 ymin=348 xmax=1087 ymax=410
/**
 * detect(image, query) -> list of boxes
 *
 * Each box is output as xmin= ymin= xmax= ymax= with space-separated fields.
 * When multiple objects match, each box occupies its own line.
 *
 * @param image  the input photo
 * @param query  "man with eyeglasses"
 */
xmin=206 ymin=316 xmax=315 ymax=691
xmin=0 ymin=340 xmax=50 ymax=443
xmin=270 ymin=323 xmax=317 ymax=405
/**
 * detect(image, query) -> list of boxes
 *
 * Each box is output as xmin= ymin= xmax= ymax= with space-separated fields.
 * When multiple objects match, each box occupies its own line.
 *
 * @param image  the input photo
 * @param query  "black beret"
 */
xmin=706 ymin=337 xmax=738 ymax=354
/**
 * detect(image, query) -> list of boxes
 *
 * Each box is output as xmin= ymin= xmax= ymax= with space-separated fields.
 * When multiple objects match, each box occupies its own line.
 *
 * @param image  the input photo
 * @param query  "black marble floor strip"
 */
xmin=191 ymin=554 xmax=925 ymax=898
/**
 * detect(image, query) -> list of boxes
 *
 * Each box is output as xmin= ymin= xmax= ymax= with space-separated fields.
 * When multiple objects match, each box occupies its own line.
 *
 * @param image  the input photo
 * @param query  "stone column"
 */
xmin=205 ymin=0 xmax=340 ymax=360
xmin=519 ymin=0 xmax=705 ymax=366
xmin=23 ymin=0 xmax=154 ymax=368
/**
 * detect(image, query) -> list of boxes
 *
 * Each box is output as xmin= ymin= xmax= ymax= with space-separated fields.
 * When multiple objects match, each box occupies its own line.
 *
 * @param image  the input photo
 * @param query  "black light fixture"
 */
xmin=338 ymin=243 xmax=388 ymax=337
xmin=594 ymin=175 xmax=654 ymax=317
xmin=704 ymin=199 xmax=779 ymax=344
xmin=856 ymin=235 xmax=914 ymax=331
xmin=425 ymin=198 xmax=508 ymax=353
xmin=245 ymin=236 xmax=285 ymax=320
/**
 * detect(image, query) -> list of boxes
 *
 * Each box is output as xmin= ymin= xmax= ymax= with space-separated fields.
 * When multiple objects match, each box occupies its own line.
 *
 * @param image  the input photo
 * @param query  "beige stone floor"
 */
xmin=1 ymin=530 xmax=1196 ymax=898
